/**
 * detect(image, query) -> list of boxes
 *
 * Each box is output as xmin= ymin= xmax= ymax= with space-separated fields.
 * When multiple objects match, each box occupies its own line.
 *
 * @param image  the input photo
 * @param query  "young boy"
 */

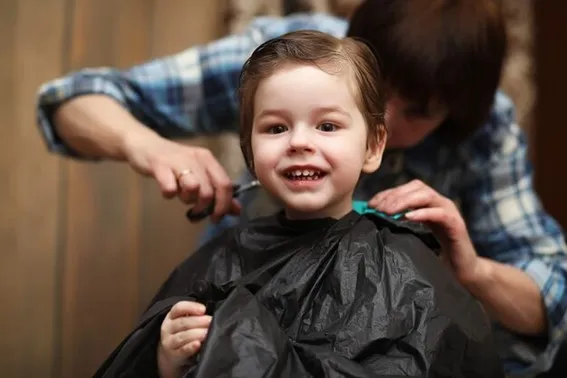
xmin=94 ymin=31 xmax=503 ymax=378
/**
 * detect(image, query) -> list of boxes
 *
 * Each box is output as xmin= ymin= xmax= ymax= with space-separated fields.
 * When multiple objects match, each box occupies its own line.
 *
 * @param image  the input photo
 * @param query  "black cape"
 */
xmin=94 ymin=211 xmax=504 ymax=378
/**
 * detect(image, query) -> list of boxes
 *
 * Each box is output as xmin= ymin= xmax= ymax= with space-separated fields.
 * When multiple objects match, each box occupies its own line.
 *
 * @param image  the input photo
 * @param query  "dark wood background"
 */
xmin=0 ymin=1 xmax=565 ymax=377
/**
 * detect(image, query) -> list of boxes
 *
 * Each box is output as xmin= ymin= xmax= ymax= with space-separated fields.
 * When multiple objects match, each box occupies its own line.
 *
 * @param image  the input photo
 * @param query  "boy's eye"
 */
xmin=267 ymin=124 xmax=287 ymax=134
xmin=317 ymin=122 xmax=338 ymax=132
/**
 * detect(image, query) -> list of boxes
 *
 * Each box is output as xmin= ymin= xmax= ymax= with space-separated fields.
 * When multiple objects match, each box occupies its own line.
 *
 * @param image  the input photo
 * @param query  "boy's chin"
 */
xmin=282 ymin=201 xmax=350 ymax=220
xmin=282 ymin=201 xmax=327 ymax=219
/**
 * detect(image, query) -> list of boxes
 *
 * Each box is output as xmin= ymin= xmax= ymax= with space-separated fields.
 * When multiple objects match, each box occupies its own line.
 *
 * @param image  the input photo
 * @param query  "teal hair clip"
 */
xmin=352 ymin=200 xmax=407 ymax=220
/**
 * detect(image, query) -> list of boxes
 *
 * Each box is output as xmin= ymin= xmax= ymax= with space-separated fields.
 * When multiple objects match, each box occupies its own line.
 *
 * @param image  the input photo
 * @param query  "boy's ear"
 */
xmin=362 ymin=125 xmax=387 ymax=174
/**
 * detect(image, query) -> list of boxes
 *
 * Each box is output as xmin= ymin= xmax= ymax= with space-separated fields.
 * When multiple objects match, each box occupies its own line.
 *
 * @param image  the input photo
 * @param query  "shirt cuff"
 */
xmin=501 ymin=258 xmax=567 ymax=375
xmin=36 ymin=73 xmax=128 ymax=159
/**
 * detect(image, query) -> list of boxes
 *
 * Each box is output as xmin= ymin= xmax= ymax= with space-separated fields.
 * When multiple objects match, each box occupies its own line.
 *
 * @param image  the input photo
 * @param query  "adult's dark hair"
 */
xmin=348 ymin=0 xmax=507 ymax=139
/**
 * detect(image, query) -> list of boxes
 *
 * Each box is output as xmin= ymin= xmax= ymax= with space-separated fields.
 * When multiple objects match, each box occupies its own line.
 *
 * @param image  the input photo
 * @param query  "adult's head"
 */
xmin=348 ymin=0 xmax=507 ymax=148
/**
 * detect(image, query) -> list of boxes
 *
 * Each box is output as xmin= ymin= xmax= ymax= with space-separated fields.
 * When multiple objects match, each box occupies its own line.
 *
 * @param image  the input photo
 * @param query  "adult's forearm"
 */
xmin=53 ymin=95 xmax=158 ymax=160
xmin=465 ymin=257 xmax=547 ymax=336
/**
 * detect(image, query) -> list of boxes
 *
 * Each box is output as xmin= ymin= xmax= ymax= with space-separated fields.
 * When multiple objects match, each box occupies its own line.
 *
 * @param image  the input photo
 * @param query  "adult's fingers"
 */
xmin=375 ymin=187 xmax=438 ymax=214
xmin=368 ymin=180 xmax=425 ymax=208
xmin=404 ymin=207 xmax=450 ymax=224
xmin=228 ymin=199 xmax=242 ymax=216
xmin=148 ymin=144 xmax=235 ymax=220
xmin=201 ymin=151 xmax=233 ymax=221
xmin=209 ymin=199 xmax=242 ymax=224
xmin=192 ymin=177 xmax=215 ymax=215
xmin=176 ymin=168 xmax=203 ymax=205
xmin=154 ymin=165 xmax=179 ymax=199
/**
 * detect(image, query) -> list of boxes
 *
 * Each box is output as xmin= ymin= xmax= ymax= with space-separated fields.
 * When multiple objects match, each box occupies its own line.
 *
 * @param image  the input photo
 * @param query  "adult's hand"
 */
xmin=368 ymin=179 xmax=481 ymax=285
xmin=370 ymin=179 xmax=549 ymax=336
xmin=122 ymin=130 xmax=241 ymax=223
xmin=52 ymin=95 xmax=240 ymax=222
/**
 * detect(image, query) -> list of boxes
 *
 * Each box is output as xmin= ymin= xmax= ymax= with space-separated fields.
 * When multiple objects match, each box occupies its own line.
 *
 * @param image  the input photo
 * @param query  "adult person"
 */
xmin=35 ymin=0 xmax=567 ymax=376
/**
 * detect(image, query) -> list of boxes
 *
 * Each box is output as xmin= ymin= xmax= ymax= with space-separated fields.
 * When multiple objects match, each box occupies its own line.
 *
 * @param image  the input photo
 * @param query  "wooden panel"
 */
xmin=60 ymin=1 xmax=153 ymax=377
xmin=0 ymin=0 xmax=24 ymax=374
xmin=137 ymin=0 xmax=228 ymax=313
xmin=150 ymin=0 xmax=227 ymax=56
xmin=533 ymin=1 xmax=567 ymax=229
xmin=0 ymin=0 xmax=65 ymax=376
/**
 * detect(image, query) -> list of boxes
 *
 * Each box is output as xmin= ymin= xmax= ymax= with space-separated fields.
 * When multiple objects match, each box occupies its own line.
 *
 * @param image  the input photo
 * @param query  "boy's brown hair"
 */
xmin=348 ymin=0 xmax=507 ymax=139
xmin=238 ymin=30 xmax=386 ymax=173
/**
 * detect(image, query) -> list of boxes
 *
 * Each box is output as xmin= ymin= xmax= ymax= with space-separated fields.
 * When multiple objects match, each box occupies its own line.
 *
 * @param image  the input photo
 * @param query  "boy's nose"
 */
xmin=288 ymin=127 xmax=314 ymax=153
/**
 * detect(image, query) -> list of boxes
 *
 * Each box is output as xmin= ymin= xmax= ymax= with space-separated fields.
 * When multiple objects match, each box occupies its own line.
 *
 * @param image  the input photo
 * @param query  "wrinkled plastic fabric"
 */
xmin=94 ymin=211 xmax=504 ymax=378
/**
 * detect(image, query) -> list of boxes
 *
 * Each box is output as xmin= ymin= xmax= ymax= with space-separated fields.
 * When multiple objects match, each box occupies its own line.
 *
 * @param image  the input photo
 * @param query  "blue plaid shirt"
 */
xmin=36 ymin=13 xmax=567 ymax=376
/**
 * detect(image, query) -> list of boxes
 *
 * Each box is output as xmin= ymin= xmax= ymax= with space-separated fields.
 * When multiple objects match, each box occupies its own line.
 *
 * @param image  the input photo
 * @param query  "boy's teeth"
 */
xmin=293 ymin=170 xmax=316 ymax=176
xmin=286 ymin=169 xmax=324 ymax=178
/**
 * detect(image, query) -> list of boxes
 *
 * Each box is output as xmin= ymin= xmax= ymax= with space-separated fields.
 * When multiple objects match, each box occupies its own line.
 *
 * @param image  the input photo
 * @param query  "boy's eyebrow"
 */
xmin=255 ymin=108 xmax=291 ymax=119
xmin=312 ymin=106 xmax=352 ymax=120
xmin=256 ymin=106 xmax=352 ymax=120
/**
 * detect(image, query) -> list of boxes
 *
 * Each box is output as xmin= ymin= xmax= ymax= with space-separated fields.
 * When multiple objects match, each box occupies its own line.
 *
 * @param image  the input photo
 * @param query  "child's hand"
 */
xmin=157 ymin=301 xmax=211 ymax=378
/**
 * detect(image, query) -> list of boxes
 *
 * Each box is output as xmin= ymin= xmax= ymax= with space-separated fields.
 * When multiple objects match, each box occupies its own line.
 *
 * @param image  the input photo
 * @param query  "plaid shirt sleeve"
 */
xmin=460 ymin=93 xmax=567 ymax=375
xmin=35 ymin=13 xmax=348 ymax=157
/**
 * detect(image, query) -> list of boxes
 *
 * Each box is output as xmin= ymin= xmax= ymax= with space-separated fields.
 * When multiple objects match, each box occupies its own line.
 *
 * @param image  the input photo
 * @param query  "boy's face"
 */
xmin=385 ymin=95 xmax=448 ymax=149
xmin=251 ymin=64 xmax=384 ymax=220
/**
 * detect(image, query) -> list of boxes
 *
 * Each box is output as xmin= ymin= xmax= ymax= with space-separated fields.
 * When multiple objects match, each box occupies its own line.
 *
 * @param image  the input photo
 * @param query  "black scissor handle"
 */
xmin=185 ymin=180 xmax=261 ymax=222
xmin=185 ymin=184 xmax=240 ymax=222
xmin=186 ymin=207 xmax=214 ymax=222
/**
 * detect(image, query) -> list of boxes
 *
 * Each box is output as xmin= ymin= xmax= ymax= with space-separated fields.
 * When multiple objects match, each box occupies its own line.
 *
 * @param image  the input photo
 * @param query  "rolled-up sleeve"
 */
xmin=35 ymin=13 xmax=349 ymax=159
xmin=37 ymin=68 xmax=131 ymax=157
xmin=35 ymin=28 xmax=260 ymax=157
xmin=460 ymin=95 xmax=567 ymax=375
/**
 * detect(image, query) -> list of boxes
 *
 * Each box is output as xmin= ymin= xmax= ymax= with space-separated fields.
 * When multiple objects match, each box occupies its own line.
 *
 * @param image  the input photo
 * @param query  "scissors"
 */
xmin=186 ymin=180 xmax=262 ymax=222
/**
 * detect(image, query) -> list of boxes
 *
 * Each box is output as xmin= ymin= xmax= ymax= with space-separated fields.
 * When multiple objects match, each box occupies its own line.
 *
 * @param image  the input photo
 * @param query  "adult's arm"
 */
xmin=36 ymin=26 xmax=261 ymax=217
xmin=36 ymin=13 xmax=348 ymax=159
xmin=460 ymin=94 xmax=567 ymax=375
xmin=35 ymin=13 xmax=348 ymax=218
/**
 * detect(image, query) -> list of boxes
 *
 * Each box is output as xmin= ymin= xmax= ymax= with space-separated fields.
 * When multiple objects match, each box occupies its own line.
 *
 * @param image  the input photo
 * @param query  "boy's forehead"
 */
xmin=265 ymin=61 xmax=350 ymax=81
xmin=256 ymin=64 xmax=357 ymax=102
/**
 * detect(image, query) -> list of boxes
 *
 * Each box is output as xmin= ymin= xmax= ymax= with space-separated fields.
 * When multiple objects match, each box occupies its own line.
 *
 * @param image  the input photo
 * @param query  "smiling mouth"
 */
xmin=283 ymin=169 xmax=327 ymax=180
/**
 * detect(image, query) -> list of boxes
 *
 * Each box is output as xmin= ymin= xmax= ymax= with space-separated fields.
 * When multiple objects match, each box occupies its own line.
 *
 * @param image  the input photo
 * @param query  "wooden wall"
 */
xmin=533 ymin=1 xmax=567 ymax=229
xmin=0 ymin=1 xmax=227 ymax=377
xmin=1 ymin=1 xmax=567 ymax=378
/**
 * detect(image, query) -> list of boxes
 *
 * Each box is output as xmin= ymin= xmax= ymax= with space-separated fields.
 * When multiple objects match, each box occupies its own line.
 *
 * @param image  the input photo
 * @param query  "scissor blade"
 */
xmin=234 ymin=180 xmax=261 ymax=196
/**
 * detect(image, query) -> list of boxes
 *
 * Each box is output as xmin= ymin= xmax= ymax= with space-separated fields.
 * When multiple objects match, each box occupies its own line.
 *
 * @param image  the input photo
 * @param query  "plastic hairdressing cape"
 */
xmin=94 ymin=211 xmax=504 ymax=378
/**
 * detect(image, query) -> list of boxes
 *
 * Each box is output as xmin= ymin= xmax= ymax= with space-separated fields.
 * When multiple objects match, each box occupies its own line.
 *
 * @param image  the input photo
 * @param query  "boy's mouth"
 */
xmin=282 ymin=168 xmax=327 ymax=180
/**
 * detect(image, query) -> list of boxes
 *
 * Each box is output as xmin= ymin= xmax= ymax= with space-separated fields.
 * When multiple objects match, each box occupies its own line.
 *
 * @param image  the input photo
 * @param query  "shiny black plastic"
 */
xmin=95 ymin=211 xmax=504 ymax=378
